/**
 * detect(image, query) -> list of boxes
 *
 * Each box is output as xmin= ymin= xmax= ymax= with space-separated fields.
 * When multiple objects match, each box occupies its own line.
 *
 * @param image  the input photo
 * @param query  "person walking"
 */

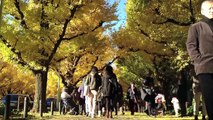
xmin=127 ymin=82 xmax=139 ymax=115
xmin=155 ymin=91 xmax=166 ymax=115
xmin=78 ymin=82 xmax=86 ymax=115
xmin=192 ymin=76 xmax=207 ymax=120
xmin=186 ymin=1 xmax=213 ymax=119
xmin=83 ymin=77 xmax=90 ymax=116
xmin=190 ymin=65 xmax=207 ymax=120
xmin=117 ymin=82 xmax=125 ymax=115
xmin=171 ymin=96 xmax=180 ymax=117
xmin=61 ymin=87 xmax=72 ymax=114
xmin=141 ymin=77 xmax=156 ymax=116
xmin=177 ymin=72 xmax=187 ymax=117
xmin=85 ymin=66 xmax=102 ymax=118
xmin=101 ymin=65 xmax=118 ymax=118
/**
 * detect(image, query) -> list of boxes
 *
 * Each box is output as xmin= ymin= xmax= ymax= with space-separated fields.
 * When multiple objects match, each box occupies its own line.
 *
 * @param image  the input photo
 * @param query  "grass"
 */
xmin=0 ymin=111 xmax=197 ymax=120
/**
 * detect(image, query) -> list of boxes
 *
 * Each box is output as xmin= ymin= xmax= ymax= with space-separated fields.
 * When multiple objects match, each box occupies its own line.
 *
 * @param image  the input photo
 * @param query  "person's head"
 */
xmin=91 ymin=66 xmax=98 ymax=74
xmin=130 ymin=82 xmax=135 ymax=89
xmin=143 ymin=77 xmax=154 ymax=87
xmin=105 ymin=65 xmax=113 ymax=74
xmin=201 ymin=0 xmax=213 ymax=19
xmin=62 ymin=87 xmax=69 ymax=93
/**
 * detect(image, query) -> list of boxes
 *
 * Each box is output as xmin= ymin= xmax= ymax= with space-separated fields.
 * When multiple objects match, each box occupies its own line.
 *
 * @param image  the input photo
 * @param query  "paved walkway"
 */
xmin=33 ymin=112 xmax=195 ymax=120
xmin=0 ymin=112 xmax=196 ymax=120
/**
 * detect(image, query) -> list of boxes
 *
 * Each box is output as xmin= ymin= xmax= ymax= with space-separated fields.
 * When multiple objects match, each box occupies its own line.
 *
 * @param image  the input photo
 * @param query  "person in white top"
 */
xmin=171 ymin=96 xmax=180 ymax=117
xmin=155 ymin=93 xmax=166 ymax=114
xmin=61 ymin=87 xmax=72 ymax=114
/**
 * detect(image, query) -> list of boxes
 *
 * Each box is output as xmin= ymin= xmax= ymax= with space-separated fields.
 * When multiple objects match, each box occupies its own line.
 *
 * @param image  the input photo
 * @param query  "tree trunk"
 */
xmin=31 ymin=70 xmax=48 ymax=113
xmin=0 ymin=0 xmax=4 ymax=28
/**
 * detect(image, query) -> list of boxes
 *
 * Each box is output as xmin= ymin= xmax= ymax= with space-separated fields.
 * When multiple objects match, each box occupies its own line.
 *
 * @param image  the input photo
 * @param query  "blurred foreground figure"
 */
xmin=186 ymin=1 xmax=213 ymax=119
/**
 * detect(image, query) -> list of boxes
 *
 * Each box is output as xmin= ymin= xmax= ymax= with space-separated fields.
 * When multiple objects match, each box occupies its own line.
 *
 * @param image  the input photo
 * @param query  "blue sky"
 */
xmin=107 ymin=0 xmax=127 ymax=31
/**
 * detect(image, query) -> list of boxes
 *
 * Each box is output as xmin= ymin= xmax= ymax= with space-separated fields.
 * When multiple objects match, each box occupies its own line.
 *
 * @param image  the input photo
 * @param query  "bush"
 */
xmin=187 ymin=105 xmax=193 ymax=116
xmin=0 ymin=102 xmax=5 ymax=115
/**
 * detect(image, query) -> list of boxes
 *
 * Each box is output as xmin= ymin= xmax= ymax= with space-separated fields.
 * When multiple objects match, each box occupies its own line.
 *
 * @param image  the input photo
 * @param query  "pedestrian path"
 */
xmin=0 ymin=112 xmax=196 ymax=120
xmin=37 ymin=112 xmax=194 ymax=120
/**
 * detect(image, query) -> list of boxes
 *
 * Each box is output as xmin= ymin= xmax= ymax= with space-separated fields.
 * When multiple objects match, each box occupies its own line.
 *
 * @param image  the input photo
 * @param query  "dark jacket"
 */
xmin=101 ymin=73 xmax=117 ymax=97
xmin=117 ymin=83 xmax=123 ymax=98
xmin=127 ymin=87 xmax=138 ymax=101
xmin=186 ymin=19 xmax=213 ymax=75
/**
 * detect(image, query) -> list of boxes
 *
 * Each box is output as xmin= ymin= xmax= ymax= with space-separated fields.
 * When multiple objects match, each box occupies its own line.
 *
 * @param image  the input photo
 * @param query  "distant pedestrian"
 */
xmin=191 ymin=68 xmax=207 ymax=120
xmin=127 ymin=82 xmax=139 ymax=115
xmin=171 ymin=96 xmax=180 ymax=117
xmin=78 ymin=82 xmax=86 ymax=115
xmin=61 ymin=87 xmax=72 ymax=114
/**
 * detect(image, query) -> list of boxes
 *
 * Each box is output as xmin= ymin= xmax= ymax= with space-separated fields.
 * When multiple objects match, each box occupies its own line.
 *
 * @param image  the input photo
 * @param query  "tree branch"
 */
xmin=83 ymin=56 xmax=118 ymax=80
xmin=152 ymin=7 xmax=193 ymax=26
xmin=47 ymin=4 xmax=83 ymax=66
xmin=135 ymin=21 xmax=168 ymax=44
xmin=0 ymin=0 xmax=4 ymax=28
xmin=152 ymin=18 xmax=192 ymax=26
xmin=55 ymin=56 xmax=68 ymax=63
xmin=0 ymin=84 xmax=7 ymax=90
xmin=74 ymin=55 xmax=100 ymax=85
xmin=55 ymin=69 xmax=67 ymax=87
xmin=189 ymin=0 xmax=196 ymax=23
xmin=144 ymin=49 xmax=170 ymax=57
xmin=0 ymin=35 xmax=36 ymax=72
xmin=62 ymin=20 xmax=104 ymax=40
xmin=14 ymin=0 xmax=28 ymax=29
xmin=66 ymin=55 xmax=83 ymax=83
xmin=40 ymin=0 xmax=49 ymax=29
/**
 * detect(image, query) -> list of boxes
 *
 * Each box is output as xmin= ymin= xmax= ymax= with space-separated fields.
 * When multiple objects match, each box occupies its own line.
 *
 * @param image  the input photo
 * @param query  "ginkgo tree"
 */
xmin=47 ymin=35 xmax=117 ymax=98
xmin=0 ymin=0 xmax=117 ymax=112
xmin=116 ymin=52 xmax=154 ymax=84
xmin=111 ymin=0 xmax=203 ymax=92
xmin=0 ymin=53 xmax=35 ymax=97
xmin=123 ymin=0 xmax=203 ymax=68
xmin=53 ymin=32 xmax=117 ymax=87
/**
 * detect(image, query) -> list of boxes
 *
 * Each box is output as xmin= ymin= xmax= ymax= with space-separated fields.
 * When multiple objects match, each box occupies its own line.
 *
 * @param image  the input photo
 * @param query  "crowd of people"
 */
xmin=60 ymin=65 xmax=124 ymax=118
xmin=59 ymin=65 xmax=207 ymax=119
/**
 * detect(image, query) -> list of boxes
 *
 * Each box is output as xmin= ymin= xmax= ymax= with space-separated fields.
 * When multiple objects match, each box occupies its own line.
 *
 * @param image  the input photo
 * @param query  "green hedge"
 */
xmin=0 ymin=102 xmax=5 ymax=115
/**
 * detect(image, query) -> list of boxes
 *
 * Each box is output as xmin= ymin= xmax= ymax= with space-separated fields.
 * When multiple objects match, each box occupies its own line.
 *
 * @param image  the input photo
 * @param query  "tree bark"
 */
xmin=31 ymin=70 xmax=48 ymax=113
xmin=0 ymin=0 xmax=4 ymax=28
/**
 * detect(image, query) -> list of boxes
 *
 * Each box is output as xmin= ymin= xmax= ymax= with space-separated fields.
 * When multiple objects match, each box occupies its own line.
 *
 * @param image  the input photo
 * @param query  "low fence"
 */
xmin=3 ymin=95 xmax=61 ymax=120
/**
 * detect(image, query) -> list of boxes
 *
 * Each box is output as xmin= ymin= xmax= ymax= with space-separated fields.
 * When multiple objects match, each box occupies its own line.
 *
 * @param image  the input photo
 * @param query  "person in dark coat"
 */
xmin=116 ymin=82 xmax=125 ymax=115
xmin=127 ymin=82 xmax=139 ymax=115
xmin=177 ymin=71 xmax=187 ymax=117
xmin=190 ymin=65 xmax=207 ymax=120
xmin=186 ymin=1 xmax=213 ymax=119
xmin=112 ymin=82 xmax=125 ymax=115
xmin=101 ymin=65 xmax=118 ymax=118
xmin=140 ymin=77 xmax=157 ymax=116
